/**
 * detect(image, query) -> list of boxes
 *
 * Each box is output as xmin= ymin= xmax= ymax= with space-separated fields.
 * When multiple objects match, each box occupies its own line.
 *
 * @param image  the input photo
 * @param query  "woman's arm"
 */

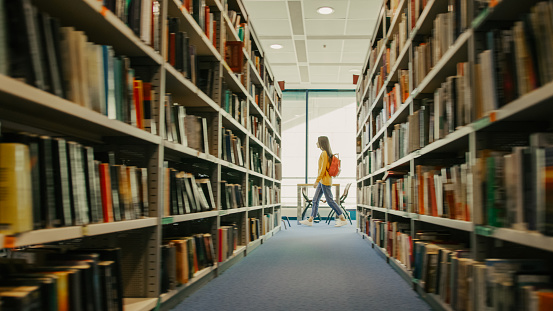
xmin=314 ymin=152 xmax=328 ymax=186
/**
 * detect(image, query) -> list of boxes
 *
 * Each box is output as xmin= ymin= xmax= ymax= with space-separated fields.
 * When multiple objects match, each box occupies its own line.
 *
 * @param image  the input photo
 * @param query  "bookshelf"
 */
xmin=0 ymin=0 xmax=281 ymax=310
xmin=357 ymin=0 xmax=553 ymax=310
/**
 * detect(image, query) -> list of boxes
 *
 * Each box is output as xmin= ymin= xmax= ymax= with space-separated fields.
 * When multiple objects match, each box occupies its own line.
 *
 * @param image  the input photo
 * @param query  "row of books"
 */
xmin=220 ymin=181 xmax=245 ymax=210
xmin=218 ymin=223 xmax=240 ymax=262
xmin=473 ymin=133 xmax=553 ymax=236
xmin=413 ymin=233 xmax=553 ymax=311
xmin=104 ymin=0 xmax=162 ymax=52
xmin=0 ymin=136 xmax=149 ymax=235
xmin=365 ymin=218 xmax=412 ymax=269
xmin=475 ymin=1 xmax=553 ymax=118
xmin=358 ymin=180 xmax=386 ymax=208
xmin=163 ymin=166 xmax=216 ymax=217
xmin=249 ymin=183 xmax=263 ymax=207
xmin=263 ymin=129 xmax=280 ymax=157
xmin=166 ymin=17 xmax=197 ymax=84
xmin=222 ymin=128 xmax=245 ymax=167
xmin=222 ymin=86 xmax=248 ymax=128
xmin=163 ymin=98 xmax=211 ymax=154
xmin=161 ymin=233 xmax=215 ymax=292
xmin=358 ymin=161 xmax=472 ymax=221
xmin=2 ymin=1 xmax=158 ymax=131
xmin=249 ymin=217 xmax=262 ymax=242
xmin=250 ymin=115 xmax=263 ymax=141
xmin=6 ymin=246 xmax=124 ymax=311
xmin=265 ymin=185 xmax=281 ymax=205
xmin=249 ymin=149 xmax=263 ymax=174
xmin=261 ymin=213 xmax=276 ymax=236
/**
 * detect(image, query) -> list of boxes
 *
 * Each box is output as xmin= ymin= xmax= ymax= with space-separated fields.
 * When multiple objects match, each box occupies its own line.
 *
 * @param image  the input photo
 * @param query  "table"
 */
xmin=296 ymin=183 xmax=340 ymax=224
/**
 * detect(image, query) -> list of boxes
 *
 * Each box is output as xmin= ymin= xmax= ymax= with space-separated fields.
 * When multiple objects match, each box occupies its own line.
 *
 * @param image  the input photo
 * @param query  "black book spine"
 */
xmin=38 ymin=136 xmax=57 ymax=229
xmin=184 ymin=176 xmax=197 ymax=213
xmin=67 ymin=142 xmax=82 ymax=225
xmin=180 ymin=178 xmax=191 ymax=214
xmin=83 ymin=147 xmax=102 ymax=223
xmin=140 ymin=168 xmax=149 ymax=217
xmin=52 ymin=138 xmax=73 ymax=226
xmin=109 ymin=165 xmax=122 ymax=222
xmin=176 ymin=175 xmax=184 ymax=215
xmin=170 ymin=170 xmax=178 ymax=215
xmin=175 ymin=32 xmax=184 ymax=71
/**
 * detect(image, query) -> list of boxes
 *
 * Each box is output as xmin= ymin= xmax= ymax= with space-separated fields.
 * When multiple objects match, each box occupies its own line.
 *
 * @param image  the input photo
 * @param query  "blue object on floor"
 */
xmin=171 ymin=224 xmax=432 ymax=311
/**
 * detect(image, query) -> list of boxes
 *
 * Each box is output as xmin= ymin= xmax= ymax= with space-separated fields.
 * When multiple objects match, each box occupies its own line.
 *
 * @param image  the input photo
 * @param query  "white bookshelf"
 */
xmin=0 ymin=0 xmax=283 ymax=309
xmin=356 ymin=0 xmax=553 ymax=310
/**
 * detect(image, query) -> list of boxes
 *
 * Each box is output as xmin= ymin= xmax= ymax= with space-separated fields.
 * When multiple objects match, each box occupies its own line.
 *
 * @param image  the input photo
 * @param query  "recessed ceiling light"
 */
xmin=349 ymin=69 xmax=361 ymax=73
xmin=270 ymin=44 xmax=283 ymax=50
xmin=317 ymin=6 xmax=334 ymax=15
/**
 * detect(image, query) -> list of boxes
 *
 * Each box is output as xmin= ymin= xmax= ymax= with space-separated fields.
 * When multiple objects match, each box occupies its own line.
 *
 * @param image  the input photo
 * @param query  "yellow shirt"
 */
xmin=315 ymin=151 xmax=332 ymax=186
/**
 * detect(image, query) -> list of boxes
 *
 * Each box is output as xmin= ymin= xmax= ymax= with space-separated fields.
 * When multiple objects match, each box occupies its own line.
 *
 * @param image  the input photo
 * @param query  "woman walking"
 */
xmin=300 ymin=136 xmax=347 ymax=227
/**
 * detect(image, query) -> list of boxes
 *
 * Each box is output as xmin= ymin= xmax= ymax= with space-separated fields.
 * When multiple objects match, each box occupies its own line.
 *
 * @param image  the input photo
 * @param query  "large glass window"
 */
xmin=281 ymin=90 xmax=357 ymax=218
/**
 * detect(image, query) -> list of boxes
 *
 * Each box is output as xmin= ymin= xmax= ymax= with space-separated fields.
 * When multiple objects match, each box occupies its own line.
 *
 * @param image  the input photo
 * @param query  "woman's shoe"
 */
xmin=334 ymin=219 xmax=347 ymax=227
xmin=299 ymin=219 xmax=313 ymax=226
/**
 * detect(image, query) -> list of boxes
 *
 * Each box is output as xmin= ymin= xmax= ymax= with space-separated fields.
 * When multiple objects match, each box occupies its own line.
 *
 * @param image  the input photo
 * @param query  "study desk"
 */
xmin=296 ymin=184 xmax=340 ymax=224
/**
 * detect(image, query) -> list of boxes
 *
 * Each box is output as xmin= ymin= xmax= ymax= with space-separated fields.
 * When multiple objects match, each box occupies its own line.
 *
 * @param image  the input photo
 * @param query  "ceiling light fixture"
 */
xmin=317 ymin=6 xmax=334 ymax=15
xmin=349 ymin=69 xmax=361 ymax=73
xmin=270 ymin=44 xmax=283 ymax=50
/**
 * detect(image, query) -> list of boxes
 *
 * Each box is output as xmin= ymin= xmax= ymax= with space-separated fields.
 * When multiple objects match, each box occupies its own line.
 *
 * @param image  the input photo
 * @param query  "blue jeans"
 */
xmin=311 ymin=182 xmax=342 ymax=218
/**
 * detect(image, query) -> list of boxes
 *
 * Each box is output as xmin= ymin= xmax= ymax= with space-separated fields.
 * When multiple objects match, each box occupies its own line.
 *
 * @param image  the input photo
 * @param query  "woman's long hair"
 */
xmin=318 ymin=136 xmax=333 ymax=161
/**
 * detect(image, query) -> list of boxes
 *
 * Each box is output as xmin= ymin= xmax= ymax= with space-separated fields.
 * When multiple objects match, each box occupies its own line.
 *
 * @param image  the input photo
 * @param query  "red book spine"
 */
xmin=204 ymin=6 xmax=210 ymax=37
xmin=169 ymin=33 xmax=176 ymax=66
xmin=133 ymin=80 xmax=144 ymax=129
xmin=99 ymin=163 xmax=114 ymax=222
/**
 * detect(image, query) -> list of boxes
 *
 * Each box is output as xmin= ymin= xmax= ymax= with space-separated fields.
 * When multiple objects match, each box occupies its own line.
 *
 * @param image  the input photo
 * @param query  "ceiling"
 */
xmin=242 ymin=0 xmax=383 ymax=90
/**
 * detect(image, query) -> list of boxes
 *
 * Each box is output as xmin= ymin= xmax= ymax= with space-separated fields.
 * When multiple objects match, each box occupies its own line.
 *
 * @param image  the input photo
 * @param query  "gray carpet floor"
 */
xmin=171 ymin=221 xmax=432 ymax=311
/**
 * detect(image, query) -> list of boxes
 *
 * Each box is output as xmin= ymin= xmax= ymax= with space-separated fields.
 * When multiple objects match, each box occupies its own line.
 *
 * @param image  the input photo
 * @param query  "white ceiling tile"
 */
xmin=260 ymin=39 xmax=295 ymax=53
xmin=303 ymin=0 xmax=348 ymax=19
xmin=243 ymin=1 xmax=289 ymax=19
xmin=338 ymin=66 xmax=363 ymax=77
xmin=341 ymin=52 xmax=366 ymax=63
xmin=310 ymin=74 xmax=338 ymax=83
xmin=305 ymin=20 xmax=346 ymax=36
xmin=309 ymin=52 xmax=342 ymax=63
xmin=253 ymin=19 xmax=292 ymax=36
xmin=342 ymin=39 xmax=371 ymax=53
xmin=266 ymin=52 xmax=298 ymax=63
xmin=348 ymin=0 xmax=383 ymax=20
xmin=310 ymin=66 xmax=340 ymax=76
xmin=271 ymin=65 xmax=300 ymax=81
xmin=345 ymin=19 xmax=375 ymax=36
xmin=306 ymin=39 xmax=343 ymax=53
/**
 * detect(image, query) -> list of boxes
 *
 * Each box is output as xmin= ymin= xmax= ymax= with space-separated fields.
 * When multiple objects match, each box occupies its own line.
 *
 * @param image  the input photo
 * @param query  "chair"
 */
xmin=281 ymin=216 xmax=291 ymax=229
xmin=300 ymin=187 xmax=322 ymax=222
xmin=325 ymin=183 xmax=352 ymax=225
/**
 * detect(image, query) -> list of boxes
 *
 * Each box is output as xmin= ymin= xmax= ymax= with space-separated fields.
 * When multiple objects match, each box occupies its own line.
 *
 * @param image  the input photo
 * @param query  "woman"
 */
xmin=300 ymin=136 xmax=347 ymax=227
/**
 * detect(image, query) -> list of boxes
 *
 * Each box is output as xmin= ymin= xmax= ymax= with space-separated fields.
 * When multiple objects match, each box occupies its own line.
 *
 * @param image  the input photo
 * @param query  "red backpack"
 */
xmin=327 ymin=153 xmax=341 ymax=177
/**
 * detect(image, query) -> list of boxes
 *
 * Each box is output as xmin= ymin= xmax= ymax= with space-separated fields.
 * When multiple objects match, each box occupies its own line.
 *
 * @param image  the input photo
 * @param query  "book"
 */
xmin=0 ymin=143 xmax=33 ymax=234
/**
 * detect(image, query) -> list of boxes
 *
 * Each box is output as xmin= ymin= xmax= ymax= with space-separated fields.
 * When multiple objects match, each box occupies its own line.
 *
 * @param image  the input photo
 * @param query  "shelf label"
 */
xmin=475 ymin=225 xmax=495 ymax=236
xmin=162 ymin=217 xmax=174 ymax=225
xmin=472 ymin=7 xmax=489 ymax=29
xmin=411 ymin=213 xmax=419 ymax=220
xmin=219 ymin=210 xmax=228 ymax=216
xmin=489 ymin=111 xmax=497 ymax=122
xmin=4 ymin=236 xmax=15 ymax=249
xmin=82 ymin=226 xmax=89 ymax=236
xmin=100 ymin=6 xmax=109 ymax=17
xmin=472 ymin=116 xmax=491 ymax=131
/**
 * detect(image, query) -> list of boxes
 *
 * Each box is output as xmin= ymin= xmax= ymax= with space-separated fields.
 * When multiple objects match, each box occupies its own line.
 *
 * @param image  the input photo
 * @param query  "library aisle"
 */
xmin=171 ymin=223 xmax=431 ymax=311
